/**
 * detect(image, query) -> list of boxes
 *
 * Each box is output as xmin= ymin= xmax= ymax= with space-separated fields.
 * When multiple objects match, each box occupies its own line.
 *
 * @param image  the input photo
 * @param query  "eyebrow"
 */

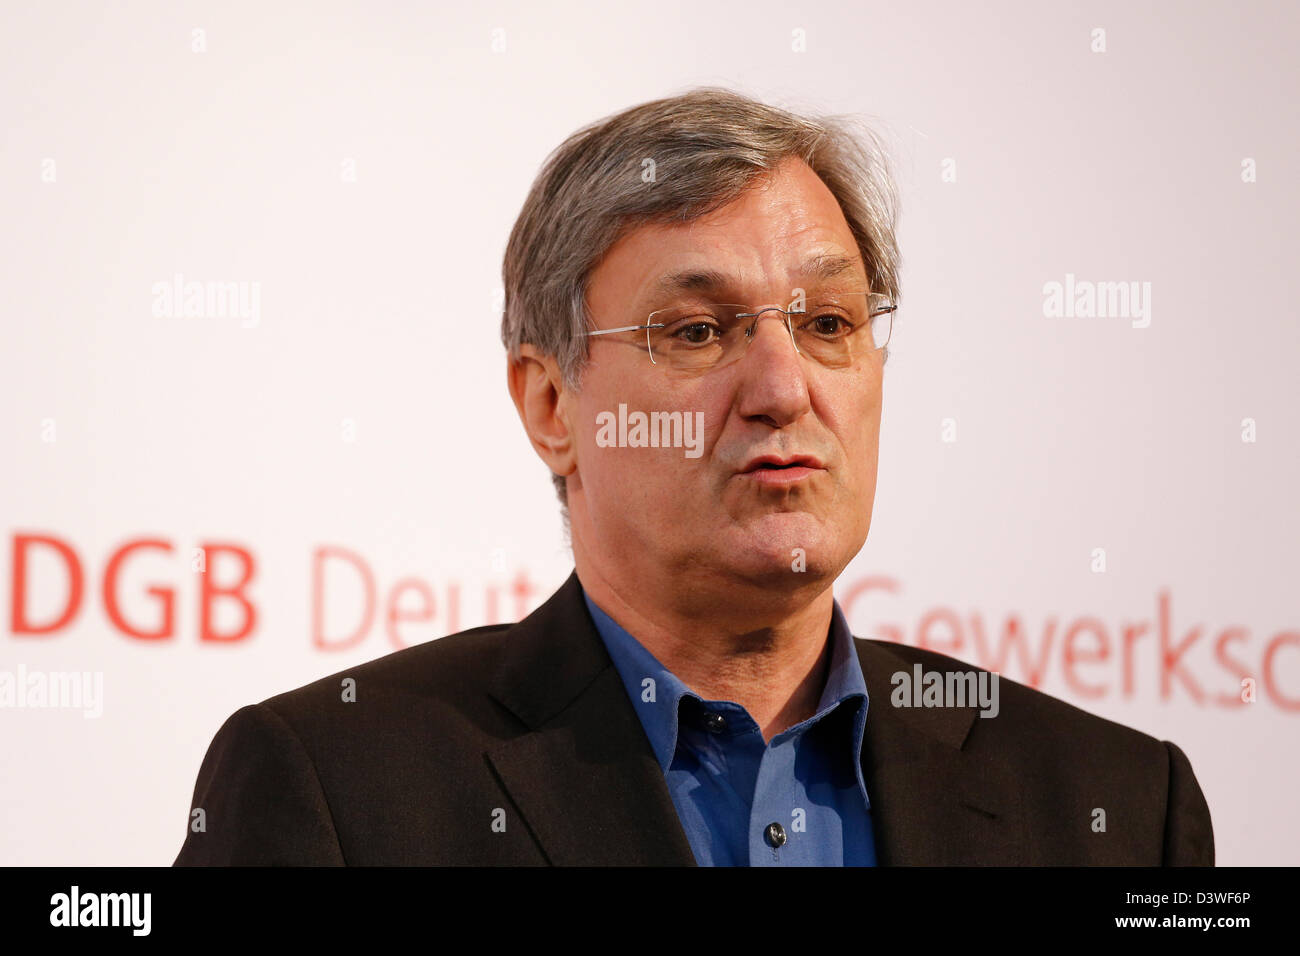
xmin=648 ymin=254 xmax=866 ymax=301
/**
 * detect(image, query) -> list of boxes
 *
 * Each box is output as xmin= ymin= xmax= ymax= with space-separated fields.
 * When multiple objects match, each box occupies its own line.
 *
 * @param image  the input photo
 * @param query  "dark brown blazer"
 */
xmin=174 ymin=571 xmax=1214 ymax=865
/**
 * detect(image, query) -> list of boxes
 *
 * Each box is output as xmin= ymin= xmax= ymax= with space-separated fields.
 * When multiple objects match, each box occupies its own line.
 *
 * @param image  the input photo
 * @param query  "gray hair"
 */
xmin=501 ymin=86 xmax=902 ymax=510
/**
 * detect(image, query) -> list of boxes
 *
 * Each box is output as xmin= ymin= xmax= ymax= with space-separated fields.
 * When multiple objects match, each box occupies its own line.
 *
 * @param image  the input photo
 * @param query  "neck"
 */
xmin=574 ymin=549 xmax=836 ymax=743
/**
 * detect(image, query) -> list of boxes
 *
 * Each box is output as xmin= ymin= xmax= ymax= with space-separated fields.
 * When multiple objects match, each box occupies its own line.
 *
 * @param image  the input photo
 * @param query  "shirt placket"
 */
xmin=749 ymin=731 xmax=803 ymax=865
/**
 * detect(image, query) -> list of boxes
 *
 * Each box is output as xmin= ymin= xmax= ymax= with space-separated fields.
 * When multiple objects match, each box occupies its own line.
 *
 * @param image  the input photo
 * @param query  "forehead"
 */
xmin=588 ymin=157 xmax=867 ymax=308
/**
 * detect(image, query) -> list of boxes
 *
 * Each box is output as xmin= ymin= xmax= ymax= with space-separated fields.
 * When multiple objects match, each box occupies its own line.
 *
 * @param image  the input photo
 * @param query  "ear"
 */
xmin=507 ymin=344 xmax=578 ymax=482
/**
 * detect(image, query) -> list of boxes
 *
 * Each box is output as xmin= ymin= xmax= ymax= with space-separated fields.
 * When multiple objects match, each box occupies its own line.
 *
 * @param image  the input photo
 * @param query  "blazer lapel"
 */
xmin=485 ymin=571 xmax=697 ymax=866
xmin=855 ymin=639 xmax=1025 ymax=864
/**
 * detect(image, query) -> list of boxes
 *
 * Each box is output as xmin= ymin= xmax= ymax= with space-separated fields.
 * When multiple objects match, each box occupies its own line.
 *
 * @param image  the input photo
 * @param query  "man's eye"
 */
xmin=674 ymin=321 xmax=720 ymax=345
xmin=807 ymin=313 xmax=853 ymax=337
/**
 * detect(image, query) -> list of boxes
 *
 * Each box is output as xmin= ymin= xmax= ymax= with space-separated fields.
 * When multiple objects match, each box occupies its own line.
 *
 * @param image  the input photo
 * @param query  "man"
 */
xmin=175 ymin=88 xmax=1213 ymax=866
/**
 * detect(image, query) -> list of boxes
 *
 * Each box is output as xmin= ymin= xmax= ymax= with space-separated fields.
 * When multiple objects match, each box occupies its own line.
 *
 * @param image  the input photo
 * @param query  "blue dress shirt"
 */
xmin=582 ymin=589 xmax=877 ymax=866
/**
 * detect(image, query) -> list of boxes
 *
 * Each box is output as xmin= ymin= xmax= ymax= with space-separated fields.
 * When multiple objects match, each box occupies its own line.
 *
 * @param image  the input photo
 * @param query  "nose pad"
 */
xmin=742 ymin=308 xmax=801 ymax=355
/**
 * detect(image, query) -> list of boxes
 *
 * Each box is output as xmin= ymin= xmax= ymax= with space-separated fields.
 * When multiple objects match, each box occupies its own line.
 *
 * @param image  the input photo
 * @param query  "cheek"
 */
xmin=831 ymin=386 xmax=881 ymax=482
xmin=577 ymin=383 xmax=714 ymax=507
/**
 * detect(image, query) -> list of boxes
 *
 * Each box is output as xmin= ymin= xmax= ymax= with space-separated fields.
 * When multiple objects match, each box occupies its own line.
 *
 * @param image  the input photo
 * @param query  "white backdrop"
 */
xmin=1 ymin=0 xmax=1296 ymax=865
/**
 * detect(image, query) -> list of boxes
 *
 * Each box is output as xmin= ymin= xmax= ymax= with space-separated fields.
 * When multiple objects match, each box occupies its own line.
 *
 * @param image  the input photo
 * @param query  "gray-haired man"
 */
xmin=176 ymin=88 xmax=1212 ymax=866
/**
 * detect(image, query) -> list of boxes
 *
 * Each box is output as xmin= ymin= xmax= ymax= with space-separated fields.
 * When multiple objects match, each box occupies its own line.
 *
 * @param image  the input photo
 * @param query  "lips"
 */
xmin=739 ymin=454 xmax=825 ymax=474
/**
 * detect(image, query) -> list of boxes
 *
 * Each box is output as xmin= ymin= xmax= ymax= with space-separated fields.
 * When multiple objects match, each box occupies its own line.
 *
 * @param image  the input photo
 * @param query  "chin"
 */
xmin=725 ymin=511 xmax=844 ymax=579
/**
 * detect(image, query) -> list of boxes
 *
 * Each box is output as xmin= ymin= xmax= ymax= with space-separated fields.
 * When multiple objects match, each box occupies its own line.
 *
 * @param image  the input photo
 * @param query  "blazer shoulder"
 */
xmin=175 ymin=700 xmax=346 ymax=864
xmin=855 ymin=637 xmax=1167 ymax=754
xmin=856 ymin=637 xmax=1214 ymax=864
xmin=176 ymin=622 xmax=523 ymax=864
xmin=256 ymin=622 xmax=515 ymax=727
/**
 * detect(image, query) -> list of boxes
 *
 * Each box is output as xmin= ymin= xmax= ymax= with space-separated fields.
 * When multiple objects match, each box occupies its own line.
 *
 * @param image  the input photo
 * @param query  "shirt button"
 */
xmin=702 ymin=712 xmax=726 ymax=734
xmin=764 ymin=822 xmax=787 ymax=848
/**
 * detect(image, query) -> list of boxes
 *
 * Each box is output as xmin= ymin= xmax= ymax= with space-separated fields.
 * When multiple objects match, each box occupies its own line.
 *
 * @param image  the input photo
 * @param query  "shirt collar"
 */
xmin=581 ymin=587 xmax=870 ymax=774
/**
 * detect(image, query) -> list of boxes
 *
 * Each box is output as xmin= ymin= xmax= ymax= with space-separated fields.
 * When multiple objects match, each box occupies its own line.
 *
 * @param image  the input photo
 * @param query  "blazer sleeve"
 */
xmin=1160 ymin=740 xmax=1214 ymax=866
xmin=174 ymin=703 xmax=346 ymax=866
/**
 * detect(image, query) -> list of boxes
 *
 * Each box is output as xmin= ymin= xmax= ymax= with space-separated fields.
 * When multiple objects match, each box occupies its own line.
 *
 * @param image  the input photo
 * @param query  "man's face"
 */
xmin=568 ymin=157 xmax=884 ymax=598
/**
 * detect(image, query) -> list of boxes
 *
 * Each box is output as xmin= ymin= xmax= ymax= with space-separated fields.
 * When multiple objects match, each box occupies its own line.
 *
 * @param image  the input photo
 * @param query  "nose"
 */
xmin=734 ymin=309 xmax=812 ymax=428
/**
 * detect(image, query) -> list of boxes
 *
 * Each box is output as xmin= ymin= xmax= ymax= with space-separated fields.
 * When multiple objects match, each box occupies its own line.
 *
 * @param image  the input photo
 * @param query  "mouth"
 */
xmin=738 ymin=455 xmax=826 ymax=485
